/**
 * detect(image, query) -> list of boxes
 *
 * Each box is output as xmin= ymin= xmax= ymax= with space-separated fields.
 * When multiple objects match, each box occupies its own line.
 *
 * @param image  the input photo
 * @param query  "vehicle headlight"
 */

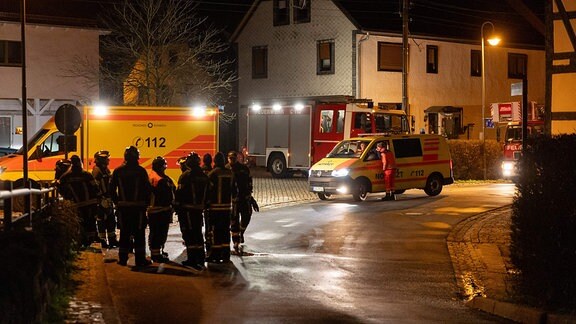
xmin=331 ymin=168 xmax=349 ymax=177
xmin=502 ymin=161 xmax=514 ymax=171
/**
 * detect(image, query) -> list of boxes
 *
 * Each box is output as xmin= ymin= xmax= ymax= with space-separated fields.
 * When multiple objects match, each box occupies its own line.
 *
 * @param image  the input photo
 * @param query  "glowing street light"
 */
xmin=481 ymin=21 xmax=501 ymax=180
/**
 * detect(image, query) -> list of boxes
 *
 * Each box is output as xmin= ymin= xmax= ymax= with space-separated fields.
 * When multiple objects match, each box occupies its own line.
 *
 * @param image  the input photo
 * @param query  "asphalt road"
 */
xmin=102 ymin=183 xmax=515 ymax=323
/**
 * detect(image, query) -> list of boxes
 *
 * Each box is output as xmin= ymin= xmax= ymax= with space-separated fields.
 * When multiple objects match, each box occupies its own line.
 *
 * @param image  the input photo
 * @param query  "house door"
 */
xmin=0 ymin=116 xmax=11 ymax=147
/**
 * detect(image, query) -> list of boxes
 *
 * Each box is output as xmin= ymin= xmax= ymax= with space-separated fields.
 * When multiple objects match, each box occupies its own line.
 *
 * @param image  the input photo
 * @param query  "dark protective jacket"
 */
xmin=227 ymin=162 xmax=253 ymax=199
xmin=109 ymin=161 xmax=151 ymax=209
xmin=149 ymin=170 xmax=176 ymax=214
xmin=206 ymin=166 xmax=235 ymax=211
xmin=175 ymin=165 xmax=209 ymax=211
xmin=59 ymin=166 xmax=100 ymax=207
xmin=92 ymin=164 xmax=112 ymax=198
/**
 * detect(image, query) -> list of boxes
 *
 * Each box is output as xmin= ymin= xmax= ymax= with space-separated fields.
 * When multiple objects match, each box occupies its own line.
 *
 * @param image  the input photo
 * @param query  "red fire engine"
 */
xmin=246 ymin=100 xmax=412 ymax=178
xmin=492 ymin=102 xmax=545 ymax=178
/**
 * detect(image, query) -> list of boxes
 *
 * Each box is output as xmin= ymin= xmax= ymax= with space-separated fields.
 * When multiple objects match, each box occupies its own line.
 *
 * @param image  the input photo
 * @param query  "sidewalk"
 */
xmin=66 ymin=178 xmax=575 ymax=323
xmin=448 ymin=206 xmax=576 ymax=323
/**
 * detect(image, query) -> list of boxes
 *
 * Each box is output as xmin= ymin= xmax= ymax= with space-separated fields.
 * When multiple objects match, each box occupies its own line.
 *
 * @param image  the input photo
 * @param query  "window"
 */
xmin=377 ymin=42 xmax=402 ymax=72
xmin=426 ymin=45 xmax=438 ymax=74
xmin=317 ymin=40 xmax=334 ymax=74
xmin=273 ymin=0 xmax=289 ymax=26
xmin=392 ymin=138 xmax=422 ymax=158
xmin=0 ymin=40 xmax=22 ymax=66
xmin=508 ymin=53 xmax=527 ymax=79
xmin=471 ymin=50 xmax=481 ymax=77
xmin=293 ymin=0 xmax=311 ymax=24
xmin=319 ymin=110 xmax=334 ymax=133
xmin=252 ymin=46 xmax=268 ymax=79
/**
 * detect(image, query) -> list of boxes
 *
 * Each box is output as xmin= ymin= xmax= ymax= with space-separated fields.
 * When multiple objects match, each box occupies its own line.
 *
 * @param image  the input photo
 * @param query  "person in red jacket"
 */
xmin=377 ymin=141 xmax=397 ymax=201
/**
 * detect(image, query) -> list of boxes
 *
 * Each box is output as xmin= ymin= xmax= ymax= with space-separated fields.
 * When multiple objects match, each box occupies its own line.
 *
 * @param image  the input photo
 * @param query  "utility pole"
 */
xmin=402 ymin=0 xmax=410 ymax=117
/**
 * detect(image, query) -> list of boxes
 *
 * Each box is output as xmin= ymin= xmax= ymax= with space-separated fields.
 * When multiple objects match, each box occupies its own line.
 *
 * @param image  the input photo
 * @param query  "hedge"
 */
xmin=0 ymin=200 xmax=80 ymax=323
xmin=510 ymin=135 xmax=576 ymax=310
xmin=447 ymin=139 xmax=503 ymax=180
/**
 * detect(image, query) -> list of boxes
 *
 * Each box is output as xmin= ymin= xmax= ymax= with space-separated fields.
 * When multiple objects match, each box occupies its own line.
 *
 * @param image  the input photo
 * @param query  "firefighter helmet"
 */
xmin=214 ymin=152 xmax=226 ymax=168
xmin=70 ymin=155 xmax=82 ymax=168
xmin=185 ymin=152 xmax=201 ymax=167
xmin=124 ymin=146 xmax=139 ymax=163
xmin=227 ymin=151 xmax=237 ymax=161
xmin=94 ymin=150 xmax=110 ymax=165
xmin=177 ymin=156 xmax=188 ymax=171
xmin=152 ymin=156 xmax=167 ymax=173
xmin=54 ymin=159 xmax=71 ymax=179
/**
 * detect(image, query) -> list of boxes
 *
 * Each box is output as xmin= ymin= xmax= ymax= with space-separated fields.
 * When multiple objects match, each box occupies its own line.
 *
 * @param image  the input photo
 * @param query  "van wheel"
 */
xmin=317 ymin=193 xmax=331 ymax=200
xmin=394 ymin=189 xmax=406 ymax=195
xmin=352 ymin=179 xmax=369 ymax=202
xmin=424 ymin=174 xmax=443 ymax=196
xmin=269 ymin=154 xmax=287 ymax=178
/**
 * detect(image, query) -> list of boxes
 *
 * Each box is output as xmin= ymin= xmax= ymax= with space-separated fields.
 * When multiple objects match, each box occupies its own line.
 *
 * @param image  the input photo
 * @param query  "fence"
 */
xmin=0 ymin=180 xmax=58 ymax=231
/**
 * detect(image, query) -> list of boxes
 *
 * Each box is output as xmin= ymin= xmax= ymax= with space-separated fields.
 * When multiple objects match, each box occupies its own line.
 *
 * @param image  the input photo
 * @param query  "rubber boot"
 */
xmin=118 ymin=252 xmax=128 ymax=266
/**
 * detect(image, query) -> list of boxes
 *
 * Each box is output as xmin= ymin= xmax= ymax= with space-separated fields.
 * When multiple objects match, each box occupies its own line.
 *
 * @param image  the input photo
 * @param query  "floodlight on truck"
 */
xmin=251 ymin=104 xmax=261 ymax=112
xmin=273 ymin=104 xmax=282 ymax=111
xmin=92 ymin=104 xmax=109 ymax=116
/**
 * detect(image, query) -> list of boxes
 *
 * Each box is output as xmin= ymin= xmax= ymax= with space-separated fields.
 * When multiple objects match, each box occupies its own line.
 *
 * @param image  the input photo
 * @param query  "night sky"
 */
xmin=0 ymin=0 xmax=545 ymax=46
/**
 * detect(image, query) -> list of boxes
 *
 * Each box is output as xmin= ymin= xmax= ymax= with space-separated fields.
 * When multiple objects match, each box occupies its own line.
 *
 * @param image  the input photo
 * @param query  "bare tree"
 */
xmin=67 ymin=0 xmax=237 ymax=113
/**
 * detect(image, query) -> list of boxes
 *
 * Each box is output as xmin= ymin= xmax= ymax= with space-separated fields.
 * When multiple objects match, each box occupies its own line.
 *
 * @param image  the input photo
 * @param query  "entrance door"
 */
xmin=0 ymin=116 xmax=11 ymax=147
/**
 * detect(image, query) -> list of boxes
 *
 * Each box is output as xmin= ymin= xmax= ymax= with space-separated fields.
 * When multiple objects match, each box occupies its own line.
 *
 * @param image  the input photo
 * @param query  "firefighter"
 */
xmin=377 ymin=142 xmax=397 ymax=201
xmin=148 ymin=156 xmax=176 ymax=263
xmin=205 ymin=152 xmax=235 ymax=263
xmin=226 ymin=150 xmax=254 ymax=254
xmin=177 ymin=156 xmax=189 ymax=173
xmin=202 ymin=153 xmax=213 ymax=175
xmin=53 ymin=158 xmax=71 ymax=189
xmin=109 ymin=146 xmax=152 ymax=267
xmin=175 ymin=152 xmax=209 ymax=270
xmin=59 ymin=155 xmax=100 ymax=248
xmin=92 ymin=150 xmax=119 ymax=248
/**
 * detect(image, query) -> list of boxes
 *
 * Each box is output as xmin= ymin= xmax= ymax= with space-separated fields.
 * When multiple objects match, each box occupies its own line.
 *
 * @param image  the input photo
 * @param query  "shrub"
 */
xmin=510 ymin=135 xmax=576 ymax=310
xmin=448 ymin=139 xmax=503 ymax=180
xmin=0 ymin=199 xmax=80 ymax=323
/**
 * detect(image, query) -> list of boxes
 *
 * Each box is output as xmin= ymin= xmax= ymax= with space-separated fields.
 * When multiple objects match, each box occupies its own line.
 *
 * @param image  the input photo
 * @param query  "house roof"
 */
xmin=232 ymin=0 xmax=545 ymax=48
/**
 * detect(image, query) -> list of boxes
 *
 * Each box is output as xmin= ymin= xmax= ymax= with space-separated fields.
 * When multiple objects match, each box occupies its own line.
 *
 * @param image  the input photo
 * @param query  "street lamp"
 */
xmin=481 ymin=21 xmax=501 ymax=180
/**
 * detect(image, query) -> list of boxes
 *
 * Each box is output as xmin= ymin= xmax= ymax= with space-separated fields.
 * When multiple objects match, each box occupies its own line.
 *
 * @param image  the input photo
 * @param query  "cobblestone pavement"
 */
xmin=447 ymin=205 xmax=514 ymax=302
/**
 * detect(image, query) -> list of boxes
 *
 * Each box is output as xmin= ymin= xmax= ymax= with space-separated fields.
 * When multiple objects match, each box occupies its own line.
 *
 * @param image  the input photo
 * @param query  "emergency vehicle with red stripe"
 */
xmin=308 ymin=134 xmax=454 ymax=201
xmin=0 ymin=105 xmax=218 ymax=185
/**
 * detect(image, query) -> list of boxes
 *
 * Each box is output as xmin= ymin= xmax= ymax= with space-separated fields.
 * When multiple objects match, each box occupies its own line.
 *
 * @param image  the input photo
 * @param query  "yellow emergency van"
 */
xmin=308 ymin=134 xmax=454 ymax=201
xmin=0 ymin=105 xmax=219 ymax=185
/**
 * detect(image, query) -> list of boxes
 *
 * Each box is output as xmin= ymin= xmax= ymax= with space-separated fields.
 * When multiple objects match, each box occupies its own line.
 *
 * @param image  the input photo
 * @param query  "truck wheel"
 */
xmin=317 ymin=193 xmax=331 ymax=200
xmin=352 ymin=179 xmax=369 ymax=202
xmin=424 ymin=174 xmax=443 ymax=196
xmin=269 ymin=154 xmax=287 ymax=178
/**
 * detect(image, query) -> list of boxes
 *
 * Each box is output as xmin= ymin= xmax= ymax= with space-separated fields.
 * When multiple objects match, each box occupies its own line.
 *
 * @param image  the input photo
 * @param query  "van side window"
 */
xmin=392 ymin=138 xmax=422 ymax=158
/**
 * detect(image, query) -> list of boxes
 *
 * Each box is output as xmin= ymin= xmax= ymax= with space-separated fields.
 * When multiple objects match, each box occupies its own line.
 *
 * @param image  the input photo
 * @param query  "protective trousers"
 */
xmin=148 ymin=210 xmax=172 ymax=259
xmin=231 ymin=199 xmax=252 ymax=244
xmin=178 ymin=209 xmax=205 ymax=265
xmin=384 ymin=169 xmax=395 ymax=192
xmin=117 ymin=208 xmax=148 ymax=264
xmin=78 ymin=205 xmax=98 ymax=247
xmin=205 ymin=210 xmax=231 ymax=262
xmin=97 ymin=204 xmax=117 ymax=245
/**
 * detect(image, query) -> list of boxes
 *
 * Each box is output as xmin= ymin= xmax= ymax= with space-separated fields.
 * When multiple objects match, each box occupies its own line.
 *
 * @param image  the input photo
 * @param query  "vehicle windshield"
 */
xmin=327 ymin=140 xmax=371 ymax=158
xmin=15 ymin=129 xmax=49 ymax=154
xmin=505 ymin=124 xmax=545 ymax=142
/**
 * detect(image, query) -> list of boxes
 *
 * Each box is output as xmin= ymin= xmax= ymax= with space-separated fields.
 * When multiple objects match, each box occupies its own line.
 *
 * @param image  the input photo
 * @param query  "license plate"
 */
xmin=312 ymin=186 xmax=324 ymax=192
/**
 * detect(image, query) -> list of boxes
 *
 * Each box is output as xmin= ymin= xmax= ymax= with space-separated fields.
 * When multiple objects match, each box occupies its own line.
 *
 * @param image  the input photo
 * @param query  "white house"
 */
xmin=0 ymin=11 xmax=103 ymax=149
xmin=231 ymin=0 xmax=545 ymax=146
